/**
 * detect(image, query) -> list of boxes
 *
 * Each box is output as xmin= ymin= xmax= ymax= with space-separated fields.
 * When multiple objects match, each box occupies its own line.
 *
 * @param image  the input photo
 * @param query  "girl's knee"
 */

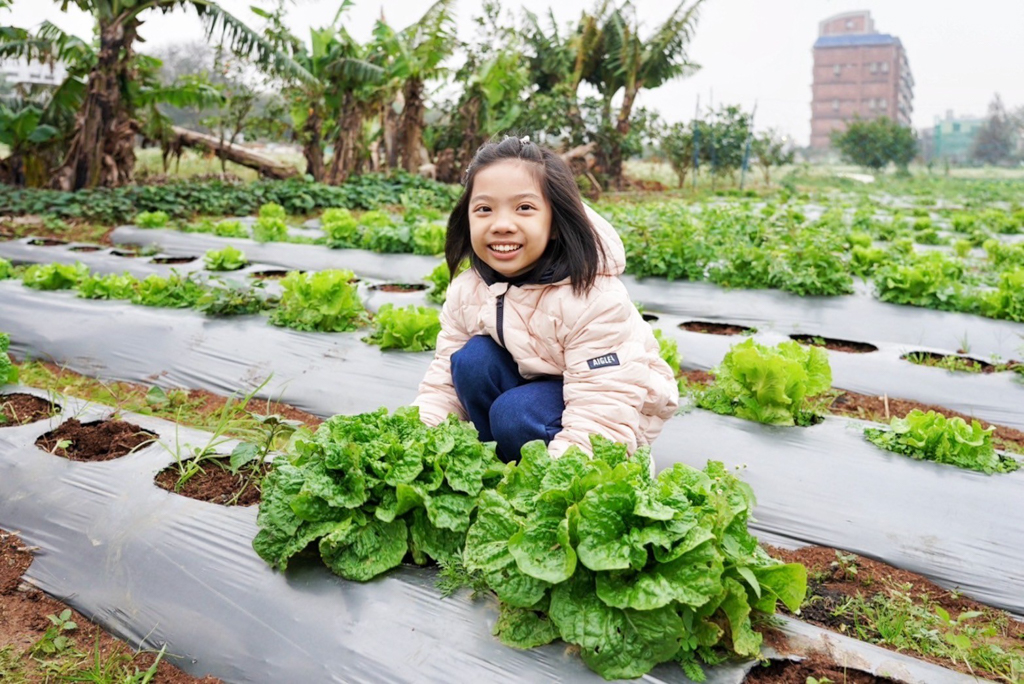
xmin=451 ymin=335 xmax=502 ymax=375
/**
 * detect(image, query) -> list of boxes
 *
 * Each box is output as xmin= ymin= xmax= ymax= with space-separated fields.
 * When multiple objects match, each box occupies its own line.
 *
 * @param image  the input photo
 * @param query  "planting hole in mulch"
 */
xmin=68 ymin=245 xmax=104 ymax=253
xmin=744 ymin=652 xmax=894 ymax=683
xmin=35 ymin=418 xmax=157 ymax=461
xmin=151 ymin=255 xmax=198 ymax=265
xmin=27 ymin=238 xmax=67 ymax=247
xmin=0 ymin=393 xmax=61 ymax=427
xmin=790 ymin=334 xmax=878 ymax=353
xmin=680 ymin=320 xmax=755 ymax=335
xmin=251 ymin=269 xmax=294 ymax=280
xmin=154 ymin=456 xmax=269 ymax=506
xmin=370 ymin=283 xmax=428 ymax=293
xmin=900 ymin=350 xmax=1014 ymax=373
xmin=641 ymin=313 xmax=659 ymax=322
xmin=110 ymin=249 xmax=140 ymax=258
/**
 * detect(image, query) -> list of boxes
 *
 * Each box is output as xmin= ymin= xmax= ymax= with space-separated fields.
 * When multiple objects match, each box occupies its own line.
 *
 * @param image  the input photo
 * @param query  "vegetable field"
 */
xmin=2 ymin=174 xmax=1024 ymax=683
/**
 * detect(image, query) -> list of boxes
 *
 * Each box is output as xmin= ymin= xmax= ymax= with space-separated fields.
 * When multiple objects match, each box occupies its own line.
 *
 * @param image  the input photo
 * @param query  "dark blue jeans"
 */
xmin=451 ymin=336 xmax=564 ymax=462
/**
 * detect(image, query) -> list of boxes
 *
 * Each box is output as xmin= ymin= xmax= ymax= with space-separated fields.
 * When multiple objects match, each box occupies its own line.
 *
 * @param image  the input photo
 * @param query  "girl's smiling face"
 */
xmin=468 ymin=160 xmax=553 ymax=278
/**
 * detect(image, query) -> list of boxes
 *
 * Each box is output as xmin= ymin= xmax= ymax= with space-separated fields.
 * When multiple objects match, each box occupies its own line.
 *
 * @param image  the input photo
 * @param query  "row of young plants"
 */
xmin=603 ymin=199 xmax=1024 ymax=322
xmin=252 ymin=406 xmax=807 ymax=681
xmin=0 ymin=257 xmax=441 ymax=353
xmin=0 ymin=173 xmax=460 ymax=225
xmin=684 ymin=338 xmax=1021 ymax=475
xmin=133 ymin=202 xmax=448 ymax=256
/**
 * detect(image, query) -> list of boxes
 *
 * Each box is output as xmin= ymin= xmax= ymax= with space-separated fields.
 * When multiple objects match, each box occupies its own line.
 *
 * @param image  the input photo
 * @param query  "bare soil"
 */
xmin=111 ymin=249 xmax=141 ymax=258
xmin=371 ymin=283 xmax=428 ymax=292
xmin=26 ymin=238 xmax=67 ymax=246
xmin=745 ymin=652 xmax=893 ymax=683
xmin=151 ymin=256 xmax=198 ymax=265
xmin=0 ymin=393 xmax=60 ymax=426
xmin=790 ymin=334 xmax=879 ymax=353
xmin=154 ymin=456 xmax=268 ymax=506
xmin=680 ymin=320 xmax=755 ymax=335
xmin=0 ymin=529 xmax=222 ymax=683
xmin=67 ymin=245 xmax=104 ymax=253
xmin=35 ymin=419 xmax=157 ymax=461
xmin=251 ymin=269 xmax=293 ymax=280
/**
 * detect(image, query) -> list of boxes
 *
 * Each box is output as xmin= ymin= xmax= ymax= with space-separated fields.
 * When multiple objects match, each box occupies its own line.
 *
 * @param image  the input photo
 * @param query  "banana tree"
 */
xmin=373 ymin=0 xmax=456 ymax=173
xmin=256 ymin=1 xmax=383 ymax=183
xmin=0 ymin=19 xmax=222 ymax=185
xmin=22 ymin=0 xmax=314 ymax=190
xmin=592 ymin=0 xmax=704 ymax=187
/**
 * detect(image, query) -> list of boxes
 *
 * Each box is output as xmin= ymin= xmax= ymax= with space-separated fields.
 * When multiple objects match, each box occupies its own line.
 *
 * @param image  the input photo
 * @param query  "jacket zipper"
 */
xmin=495 ymin=292 xmax=506 ymax=348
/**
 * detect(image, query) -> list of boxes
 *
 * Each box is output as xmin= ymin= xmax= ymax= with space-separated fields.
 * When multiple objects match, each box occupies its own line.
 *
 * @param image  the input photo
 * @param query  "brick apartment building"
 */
xmin=810 ymin=11 xmax=914 ymax=149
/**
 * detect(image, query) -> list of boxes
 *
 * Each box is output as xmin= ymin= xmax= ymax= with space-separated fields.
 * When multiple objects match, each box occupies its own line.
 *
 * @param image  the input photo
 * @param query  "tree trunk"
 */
xmin=302 ymin=106 xmax=325 ymax=182
xmin=399 ymin=79 xmax=425 ymax=173
xmin=170 ymin=127 xmax=299 ymax=180
xmin=380 ymin=95 xmax=401 ymax=170
xmin=326 ymin=96 xmax=363 ymax=185
xmin=608 ymin=87 xmax=639 ymax=190
xmin=54 ymin=17 xmax=138 ymax=190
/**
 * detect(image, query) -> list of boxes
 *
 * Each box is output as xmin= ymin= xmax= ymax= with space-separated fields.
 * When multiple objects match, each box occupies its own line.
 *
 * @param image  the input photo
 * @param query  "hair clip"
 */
xmin=520 ymin=135 xmax=531 ymax=144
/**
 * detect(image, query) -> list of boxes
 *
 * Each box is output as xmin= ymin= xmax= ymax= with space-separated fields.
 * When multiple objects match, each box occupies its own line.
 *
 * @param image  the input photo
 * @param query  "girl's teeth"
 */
xmin=492 ymin=245 xmax=521 ymax=253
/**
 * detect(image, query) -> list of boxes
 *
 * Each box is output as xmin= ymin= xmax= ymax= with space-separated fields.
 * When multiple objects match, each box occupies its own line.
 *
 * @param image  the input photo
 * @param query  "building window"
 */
xmin=881 ymin=61 xmax=890 ymax=73
xmin=832 ymin=99 xmax=840 ymax=112
xmin=869 ymin=62 xmax=878 ymax=74
xmin=845 ymin=20 xmax=854 ymax=29
xmin=953 ymin=123 xmax=961 ymax=132
xmin=833 ymin=64 xmax=841 ymax=77
xmin=879 ymin=98 xmax=887 ymax=109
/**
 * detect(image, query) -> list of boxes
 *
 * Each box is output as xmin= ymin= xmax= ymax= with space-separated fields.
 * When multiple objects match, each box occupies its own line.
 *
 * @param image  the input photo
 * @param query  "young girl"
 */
xmin=413 ymin=136 xmax=678 ymax=462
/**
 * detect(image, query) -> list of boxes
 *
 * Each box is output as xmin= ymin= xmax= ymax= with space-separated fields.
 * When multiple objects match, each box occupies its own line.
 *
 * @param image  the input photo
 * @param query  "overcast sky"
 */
xmin=5 ymin=0 xmax=1022 ymax=146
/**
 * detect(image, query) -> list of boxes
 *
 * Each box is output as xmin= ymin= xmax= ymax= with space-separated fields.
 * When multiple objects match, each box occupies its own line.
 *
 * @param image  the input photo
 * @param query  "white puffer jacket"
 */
xmin=413 ymin=206 xmax=679 ymax=457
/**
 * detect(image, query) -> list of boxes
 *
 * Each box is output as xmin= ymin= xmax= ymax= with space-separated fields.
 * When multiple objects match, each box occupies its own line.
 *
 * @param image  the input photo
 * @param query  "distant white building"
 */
xmin=0 ymin=57 xmax=68 ymax=87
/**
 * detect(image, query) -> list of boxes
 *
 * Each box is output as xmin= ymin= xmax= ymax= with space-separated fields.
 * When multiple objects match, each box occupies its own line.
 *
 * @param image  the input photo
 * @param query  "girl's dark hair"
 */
xmin=445 ymin=136 xmax=605 ymax=295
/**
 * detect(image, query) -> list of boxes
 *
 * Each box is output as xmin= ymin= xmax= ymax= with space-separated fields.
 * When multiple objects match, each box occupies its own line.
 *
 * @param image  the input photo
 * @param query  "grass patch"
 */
xmin=826 ymin=585 xmax=1024 ymax=683
xmin=15 ymin=360 xmax=321 ymax=440
xmin=0 ymin=630 xmax=164 ymax=683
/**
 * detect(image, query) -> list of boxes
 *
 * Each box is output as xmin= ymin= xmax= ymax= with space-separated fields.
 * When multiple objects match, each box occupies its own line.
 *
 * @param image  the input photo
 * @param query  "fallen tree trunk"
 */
xmin=170 ymin=126 xmax=299 ymax=180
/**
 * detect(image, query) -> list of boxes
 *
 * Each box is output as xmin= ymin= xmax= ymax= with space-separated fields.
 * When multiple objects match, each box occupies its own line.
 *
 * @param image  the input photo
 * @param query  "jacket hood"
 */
xmin=584 ymin=204 xmax=626 ymax=277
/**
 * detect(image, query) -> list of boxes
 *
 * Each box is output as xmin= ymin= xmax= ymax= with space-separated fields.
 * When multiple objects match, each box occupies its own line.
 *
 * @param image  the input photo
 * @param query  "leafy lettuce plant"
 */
xmin=0 ymin=332 xmax=18 ymax=384
xmin=698 ymin=339 xmax=832 ymax=426
xmin=411 ymin=221 xmax=446 ymax=256
xmin=977 ymin=268 xmax=1024 ymax=323
xmin=269 ymin=269 xmax=368 ymax=332
xmin=77 ymin=272 xmax=136 ymax=300
xmin=361 ymin=223 xmax=412 ymax=253
xmin=321 ymin=208 xmax=361 ymax=248
xmin=196 ymin=281 xmax=275 ymax=317
xmin=253 ymin=407 xmax=504 ymax=580
xmin=213 ymin=220 xmax=248 ymax=238
xmin=132 ymin=273 xmax=206 ymax=308
xmin=22 ymin=262 xmax=89 ymax=290
xmin=135 ymin=211 xmax=170 ymax=228
xmin=204 ymin=245 xmax=248 ymax=271
xmin=253 ymin=203 xmax=288 ymax=243
xmin=364 ymin=304 xmax=440 ymax=351
xmin=865 ymin=409 xmax=1020 ymax=475
xmin=872 ymin=251 xmax=967 ymax=311
xmin=0 ymin=257 xmax=14 ymax=279
xmin=462 ymin=437 xmax=806 ymax=681
xmin=425 ymin=262 xmax=451 ymax=304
